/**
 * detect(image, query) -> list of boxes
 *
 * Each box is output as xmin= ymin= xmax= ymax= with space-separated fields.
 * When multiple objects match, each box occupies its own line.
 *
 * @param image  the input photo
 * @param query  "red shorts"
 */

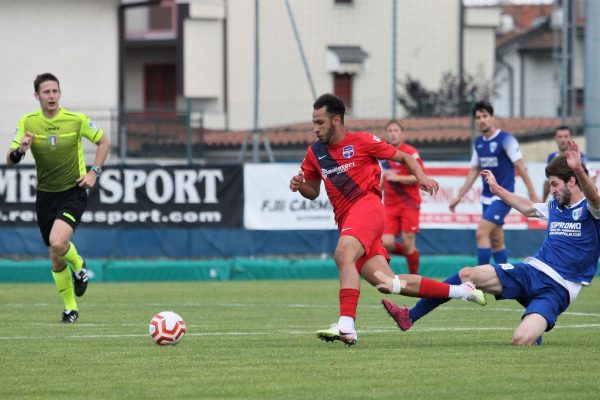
xmin=338 ymin=195 xmax=390 ymax=272
xmin=384 ymin=205 xmax=420 ymax=236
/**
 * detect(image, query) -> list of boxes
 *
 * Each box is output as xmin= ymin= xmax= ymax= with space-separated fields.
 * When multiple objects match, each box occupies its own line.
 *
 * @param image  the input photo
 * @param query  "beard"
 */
xmin=479 ymin=124 xmax=491 ymax=134
xmin=320 ymin=125 xmax=336 ymax=145
xmin=557 ymin=187 xmax=571 ymax=206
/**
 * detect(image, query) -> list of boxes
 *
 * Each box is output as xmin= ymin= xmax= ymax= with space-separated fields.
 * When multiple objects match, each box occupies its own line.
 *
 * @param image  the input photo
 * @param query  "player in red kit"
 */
xmin=381 ymin=120 xmax=423 ymax=274
xmin=289 ymin=94 xmax=486 ymax=346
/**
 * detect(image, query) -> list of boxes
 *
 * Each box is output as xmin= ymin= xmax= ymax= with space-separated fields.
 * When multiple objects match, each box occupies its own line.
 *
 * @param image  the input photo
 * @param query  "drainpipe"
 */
xmin=459 ymin=1 xmax=465 ymax=107
xmin=496 ymin=54 xmax=514 ymax=117
xmin=519 ymin=51 xmax=525 ymax=117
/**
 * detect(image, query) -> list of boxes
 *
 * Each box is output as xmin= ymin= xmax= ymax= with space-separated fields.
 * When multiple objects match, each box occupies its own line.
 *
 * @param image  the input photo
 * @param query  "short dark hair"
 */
xmin=313 ymin=93 xmax=345 ymax=123
xmin=545 ymin=154 xmax=589 ymax=188
xmin=556 ymin=125 xmax=572 ymax=134
xmin=34 ymin=73 xmax=60 ymax=93
xmin=472 ymin=100 xmax=494 ymax=117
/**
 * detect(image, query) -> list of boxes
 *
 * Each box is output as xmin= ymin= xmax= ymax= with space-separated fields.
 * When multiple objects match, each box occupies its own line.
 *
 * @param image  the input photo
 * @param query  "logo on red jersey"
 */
xmin=321 ymin=162 xmax=355 ymax=179
xmin=342 ymin=145 xmax=354 ymax=159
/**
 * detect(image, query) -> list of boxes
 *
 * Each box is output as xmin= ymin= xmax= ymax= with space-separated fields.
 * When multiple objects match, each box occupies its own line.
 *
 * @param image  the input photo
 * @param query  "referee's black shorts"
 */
xmin=36 ymin=186 xmax=88 ymax=246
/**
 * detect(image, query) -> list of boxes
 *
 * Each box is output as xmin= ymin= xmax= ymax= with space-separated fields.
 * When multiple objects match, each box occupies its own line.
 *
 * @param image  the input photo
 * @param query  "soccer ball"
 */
xmin=149 ymin=311 xmax=186 ymax=346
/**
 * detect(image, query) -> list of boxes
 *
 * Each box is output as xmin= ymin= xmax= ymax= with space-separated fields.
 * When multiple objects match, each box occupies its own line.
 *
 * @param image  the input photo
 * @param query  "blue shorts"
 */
xmin=482 ymin=200 xmax=511 ymax=225
xmin=492 ymin=262 xmax=570 ymax=331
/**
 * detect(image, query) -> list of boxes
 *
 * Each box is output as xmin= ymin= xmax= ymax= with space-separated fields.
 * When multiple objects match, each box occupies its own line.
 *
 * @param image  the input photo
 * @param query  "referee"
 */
xmin=6 ymin=73 xmax=110 ymax=323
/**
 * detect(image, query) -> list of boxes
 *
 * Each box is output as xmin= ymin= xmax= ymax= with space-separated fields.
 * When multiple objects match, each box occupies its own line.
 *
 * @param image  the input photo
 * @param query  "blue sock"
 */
xmin=493 ymin=248 xmax=508 ymax=264
xmin=409 ymin=273 xmax=462 ymax=323
xmin=536 ymin=336 xmax=543 ymax=346
xmin=477 ymin=248 xmax=492 ymax=265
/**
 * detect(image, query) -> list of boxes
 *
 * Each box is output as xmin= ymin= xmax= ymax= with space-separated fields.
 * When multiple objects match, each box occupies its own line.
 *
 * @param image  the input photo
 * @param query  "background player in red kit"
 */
xmin=289 ymin=94 xmax=486 ymax=346
xmin=381 ymin=120 xmax=423 ymax=274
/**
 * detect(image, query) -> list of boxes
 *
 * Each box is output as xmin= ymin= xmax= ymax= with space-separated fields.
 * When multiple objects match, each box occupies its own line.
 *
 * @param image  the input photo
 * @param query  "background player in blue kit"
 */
xmin=449 ymin=100 xmax=540 ymax=265
xmin=383 ymin=140 xmax=600 ymax=345
xmin=542 ymin=126 xmax=588 ymax=201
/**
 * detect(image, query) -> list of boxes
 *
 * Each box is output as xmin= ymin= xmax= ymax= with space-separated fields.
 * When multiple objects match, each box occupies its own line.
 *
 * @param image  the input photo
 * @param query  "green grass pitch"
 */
xmin=1 ymin=279 xmax=599 ymax=399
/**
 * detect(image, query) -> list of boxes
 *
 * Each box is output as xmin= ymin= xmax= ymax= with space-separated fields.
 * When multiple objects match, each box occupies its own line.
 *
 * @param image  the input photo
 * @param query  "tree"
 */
xmin=397 ymin=72 xmax=494 ymax=117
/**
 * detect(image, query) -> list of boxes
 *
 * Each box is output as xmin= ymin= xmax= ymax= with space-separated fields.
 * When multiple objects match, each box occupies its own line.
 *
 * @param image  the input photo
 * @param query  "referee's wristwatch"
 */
xmin=90 ymin=165 xmax=103 ymax=176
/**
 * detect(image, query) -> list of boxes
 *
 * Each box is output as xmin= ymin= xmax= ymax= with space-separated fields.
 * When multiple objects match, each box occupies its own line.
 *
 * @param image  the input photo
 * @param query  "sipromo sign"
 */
xmin=0 ymin=164 xmax=243 ymax=227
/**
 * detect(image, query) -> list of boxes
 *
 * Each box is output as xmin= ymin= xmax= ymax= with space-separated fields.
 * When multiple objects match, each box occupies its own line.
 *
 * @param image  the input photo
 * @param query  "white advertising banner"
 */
xmin=420 ymin=162 xmax=545 ymax=230
xmin=244 ymin=162 xmax=600 ymax=231
xmin=244 ymin=163 xmax=336 ymax=230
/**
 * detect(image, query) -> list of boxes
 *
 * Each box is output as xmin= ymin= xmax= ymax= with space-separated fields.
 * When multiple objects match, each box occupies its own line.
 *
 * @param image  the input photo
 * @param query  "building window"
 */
xmin=145 ymin=64 xmax=177 ymax=111
xmin=576 ymin=87 xmax=584 ymax=112
xmin=149 ymin=0 xmax=176 ymax=31
xmin=334 ymin=73 xmax=353 ymax=110
xmin=335 ymin=0 xmax=353 ymax=4
xmin=149 ymin=7 xmax=172 ymax=30
xmin=125 ymin=0 xmax=177 ymax=39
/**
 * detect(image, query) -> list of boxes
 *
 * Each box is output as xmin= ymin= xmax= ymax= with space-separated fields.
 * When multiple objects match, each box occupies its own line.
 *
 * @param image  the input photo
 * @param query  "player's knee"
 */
xmin=475 ymin=229 xmax=488 ymax=242
xmin=48 ymin=240 xmax=68 ymax=256
xmin=510 ymin=333 xmax=538 ymax=346
xmin=511 ymin=324 xmax=542 ymax=345
xmin=333 ymin=250 xmax=355 ymax=270
xmin=458 ymin=267 xmax=474 ymax=282
xmin=381 ymin=236 xmax=394 ymax=251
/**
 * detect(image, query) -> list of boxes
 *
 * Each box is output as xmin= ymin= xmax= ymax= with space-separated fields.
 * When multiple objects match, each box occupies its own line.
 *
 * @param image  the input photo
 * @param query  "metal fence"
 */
xmin=86 ymin=110 xmax=580 ymax=165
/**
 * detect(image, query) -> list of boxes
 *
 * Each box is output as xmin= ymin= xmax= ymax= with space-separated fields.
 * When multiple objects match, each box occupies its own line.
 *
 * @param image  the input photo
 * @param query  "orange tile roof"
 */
xmin=520 ymin=30 xmax=556 ymax=51
xmin=200 ymin=117 xmax=569 ymax=147
xmin=500 ymin=4 xmax=552 ymax=30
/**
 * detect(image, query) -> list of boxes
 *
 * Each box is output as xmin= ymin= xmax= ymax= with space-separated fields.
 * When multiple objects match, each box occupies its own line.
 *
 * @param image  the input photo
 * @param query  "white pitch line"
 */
xmin=3 ymin=303 xmax=600 ymax=319
xmin=2 ymin=324 xmax=600 ymax=341
xmin=0 ymin=331 xmax=269 ymax=341
xmin=7 ymin=301 xmax=600 ymax=317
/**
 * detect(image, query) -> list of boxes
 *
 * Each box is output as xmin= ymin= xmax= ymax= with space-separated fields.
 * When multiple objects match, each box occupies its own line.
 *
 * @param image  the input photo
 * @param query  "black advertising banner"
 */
xmin=0 ymin=164 xmax=243 ymax=228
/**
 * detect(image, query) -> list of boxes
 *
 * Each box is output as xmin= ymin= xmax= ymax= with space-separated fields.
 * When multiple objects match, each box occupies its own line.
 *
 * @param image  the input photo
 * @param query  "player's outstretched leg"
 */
xmin=409 ymin=273 xmax=461 ymax=323
xmin=381 ymin=276 xmax=486 ymax=332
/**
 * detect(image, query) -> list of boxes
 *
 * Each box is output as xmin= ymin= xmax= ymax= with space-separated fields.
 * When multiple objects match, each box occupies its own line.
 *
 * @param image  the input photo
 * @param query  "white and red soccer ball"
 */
xmin=149 ymin=311 xmax=186 ymax=346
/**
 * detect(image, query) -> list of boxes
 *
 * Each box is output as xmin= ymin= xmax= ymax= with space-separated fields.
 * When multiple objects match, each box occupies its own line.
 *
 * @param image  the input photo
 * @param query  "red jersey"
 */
xmin=301 ymin=131 xmax=397 ymax=223
xmin=382 ymin=143 xmax=423 ymax=209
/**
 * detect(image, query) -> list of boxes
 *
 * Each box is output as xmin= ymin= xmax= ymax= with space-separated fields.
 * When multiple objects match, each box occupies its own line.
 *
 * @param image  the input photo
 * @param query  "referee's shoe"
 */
xmin=60 ymin=310 xmax=78 ymax=323
xmin=72 ymin=258 xmax=88 ymax=297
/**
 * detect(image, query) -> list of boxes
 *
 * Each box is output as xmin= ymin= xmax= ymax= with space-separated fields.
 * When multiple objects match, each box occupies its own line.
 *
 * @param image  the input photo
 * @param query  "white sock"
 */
xmin=448 ymin=284 xmax=465 ymax=299
xmin=338 ymin=316 xmax=355 ymax=331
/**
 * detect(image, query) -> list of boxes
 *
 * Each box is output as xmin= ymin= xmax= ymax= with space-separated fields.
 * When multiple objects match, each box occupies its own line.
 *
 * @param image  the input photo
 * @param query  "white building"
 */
xmin=124 ymin=0 xmax=500 ymax=129
xmin=494 ymin=7 xmax=584 ymax=118
xmin=0 ymin=0 xmax=119 ymax=152
xmin=0 ymin=0 xmax=500 ymax=155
